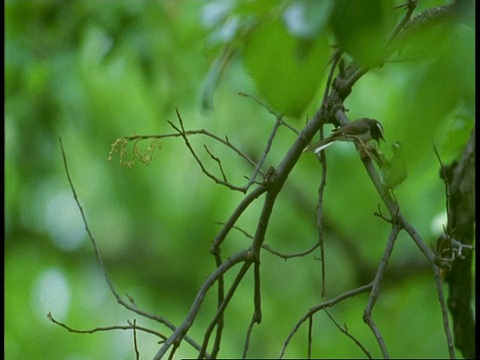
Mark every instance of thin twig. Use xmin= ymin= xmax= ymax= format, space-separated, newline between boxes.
xmin=60 ymin=138 xmax=116 ymax=297
xmin=59 ymin=138 xmax=207 ymax=356
xmin=198 ymin=262 xmax=251 ymax=359
xmin=243 ymin=117 xmax=283 ymax=189
xmin=317 ymin=134 xmax=328 ymax=297
xmin=238 ymin=92 xmax=299 ymax=135
xmin=385 ymin=0 xmax=417 ymax=48
xmin=110 ymin=129 xmax=258 ymax=172
xmin=313 ymin=50 xmax=343 ymax=298
xmin=153 ymin=250 xmax=251 ymax=360
xmin=307 ymin=315 xmax=313 ymax=359
xmin=168 ymin=111 xmax=249 ymax=192
xmin=241 ymin=260 xmax=262 ymax=358
xmin=253 ymin=260 xmax=262 ymax=323
xmin=363 ymin=223 xmax=402 ymax=358
xmin=279 ymin=283 xmax=373 ymax=358
xmin=432 ymin=143 xmax=451 ymax=231
xmin=213 ymin=220 xmax=320 ymax=260
xmin=243 ymin=315 xmax=257 ymax=359
xmin=211 ymin=252 xmax=225 ymax=359
xmin=211 ymin=186 xmax=267 ymax=252
xmin=132 ymin=319 xmax=140 ymax=360
xmin=262 ymin=241 xmax=320 ymax=260
xmin=320 ymin=49 xmax=343 ymax=110
xmin=47 ymin=312 xmax=166 ymax=340
xmin=324 ymin=309 xmax=372 ymax=359
xmin=433 ymin=266 xmax=456 ymax=358
xmin=204 ymin=144 xmax=228 ymax=183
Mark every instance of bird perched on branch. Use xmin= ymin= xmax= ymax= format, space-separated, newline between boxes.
xmin=304 ymin=118 xmax=385 ymax=154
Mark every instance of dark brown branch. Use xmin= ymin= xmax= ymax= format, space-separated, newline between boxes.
xmin=444 ymin=129 xmax=475 ymax=359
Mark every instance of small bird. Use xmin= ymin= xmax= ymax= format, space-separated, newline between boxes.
xmin=379 ymin=141 xmax=407 ymax=190
xmin=305 ymin=118 xmax=385 ymax=154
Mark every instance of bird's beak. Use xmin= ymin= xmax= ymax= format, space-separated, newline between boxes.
xmin=377 ymin=134 xmax=386 ymax=145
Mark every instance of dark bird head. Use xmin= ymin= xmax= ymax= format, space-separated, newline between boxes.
xmin=369 ymin=119 xmax=385 ymax=145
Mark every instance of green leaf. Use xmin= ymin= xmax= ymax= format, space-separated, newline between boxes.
xmin=242 ymin=18 xmax=329 ymax=117
xmin=330 ymin=0 xmax=395 ymax=67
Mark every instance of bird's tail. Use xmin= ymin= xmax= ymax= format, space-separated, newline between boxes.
xmin=304 ymin=140 xmax=335 ymax=154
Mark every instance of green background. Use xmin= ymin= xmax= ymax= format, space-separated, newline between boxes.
xmin=5 ymin=1 xmax=474 ymax=359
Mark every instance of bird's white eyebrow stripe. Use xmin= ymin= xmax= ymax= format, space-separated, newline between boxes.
xmin=375 ymin=122 xmax=384 ymax=133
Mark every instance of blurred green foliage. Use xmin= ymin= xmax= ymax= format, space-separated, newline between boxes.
xmin=5 ymin=0 xmax=474 ymax=359
xmin=330 ymin=0 xmax=396 ymax=67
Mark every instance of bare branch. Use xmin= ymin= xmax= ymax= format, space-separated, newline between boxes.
xmin=132 ymin=319 xmax=140 ymax=360
xmin=214 ymin=220 xmax=320 ymax=260
xmin=237 ymin=92 xmax=299 ymax=135
xmin=198 ymin=262 xmax=251 ymax=358
xmin=261 ymin=241 xmax=320 ymax=260
xmin=433 ymin=143 xmax=452 ymax=228
xmin=47 ymin=312 xmax=166 ymax=341
xmin=279 ymin=283 xmax=373 ymax=358
xmin=433 ymin=266 xmax=456 ymax=358
xmin=243 ymin=116 xmax=283 ymax=190
xmin=385 ymin=0 xmax=417 ymax=48
xmin=211 ymin=186 xmax=267 ymax=252
xmin=325 ymin=309 xmax=372 ymax=359
xmin=168 ymin=110 xmax=250 ymax=192
xmin=59 ymin=138 xmax=207 ymax=355
xmin=153 ymin=249 xmax=252 ymax=359
xmin=243 ymin=315 xmax=257 ymax=359
xmin=204 ymin=144 xmax=228 ymax=183
xmin=363 ymin=223 xmax=402 ymax=358
xmin=307 ymin=315 xmax=313 ymax=359
xmin=316 ymin=137 xmax=328 ymax=297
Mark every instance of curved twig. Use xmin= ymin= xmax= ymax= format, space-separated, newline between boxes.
xmin=279 ymin=283 xmax=373 ymax=358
